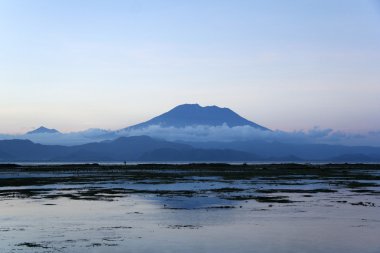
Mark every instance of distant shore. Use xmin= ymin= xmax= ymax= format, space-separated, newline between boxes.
xmin=1 ymin=162 xmax=379 ymax=171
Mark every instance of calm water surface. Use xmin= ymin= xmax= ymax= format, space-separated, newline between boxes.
xmin=0 ymin=165 xmax=379 ymax=253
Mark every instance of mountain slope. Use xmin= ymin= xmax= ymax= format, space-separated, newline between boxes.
xmin=124 ymin=104 xmax=269 ymax=130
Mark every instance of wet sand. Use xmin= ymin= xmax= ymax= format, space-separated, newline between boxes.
xmin=1 ymin=163 xmax=380 ymax=252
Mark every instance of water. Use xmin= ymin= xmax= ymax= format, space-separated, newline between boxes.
xmin=0 ymin=164 xmax=379 ymax=253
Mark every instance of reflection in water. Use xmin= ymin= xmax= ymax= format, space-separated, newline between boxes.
xmin=0 ymin=165 xmax=380 ymax=252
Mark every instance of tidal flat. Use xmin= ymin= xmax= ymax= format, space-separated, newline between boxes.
xmin=0 ymin=163 xmax=380 ymax=253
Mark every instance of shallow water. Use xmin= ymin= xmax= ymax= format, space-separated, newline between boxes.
xmin=0 ymin=165 xmax=379 ymax=253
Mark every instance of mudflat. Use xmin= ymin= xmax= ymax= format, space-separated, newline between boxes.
xmin=1 ymin=163 xmax=380 ymax=253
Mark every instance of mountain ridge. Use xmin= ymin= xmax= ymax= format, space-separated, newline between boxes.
xmin=123 ymin=104 xmax=270 ymax=131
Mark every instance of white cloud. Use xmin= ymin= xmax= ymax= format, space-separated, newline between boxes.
xmin=0 ymin=125 xmax=379 ymax=147
xmin=119 ymin=125 xmax=380 ymax=146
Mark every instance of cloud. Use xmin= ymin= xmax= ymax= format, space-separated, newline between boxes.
xmin=0 ymin=129 xmax=114 ymax=146
xmin=0 ymin=125 xmax=379 ymax=147
xmin=119 ymin=125 xmax=380 ymax=146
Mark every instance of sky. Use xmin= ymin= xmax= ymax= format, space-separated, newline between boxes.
xmin=0 ymin=0 xmax=379 ymax=134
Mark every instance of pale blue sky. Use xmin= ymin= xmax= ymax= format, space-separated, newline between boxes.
xmin=0 ymin=0 xmax=379 ymax=133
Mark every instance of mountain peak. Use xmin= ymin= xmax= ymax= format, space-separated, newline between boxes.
xmin=172 ymin=104 xmax=227 ymax=111
xmin=126 ymin=104 xmax=270 ymax=130
xmin=174 ymin=103 xmax=202 ymax=108
xmin=26 ymin=126 xmax=60 ymax=135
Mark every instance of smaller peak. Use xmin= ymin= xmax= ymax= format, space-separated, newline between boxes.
xmin=27 ymin=126 xmax=60 ymax=134
xmin=204 ymin=105 xmax=226 ymax=109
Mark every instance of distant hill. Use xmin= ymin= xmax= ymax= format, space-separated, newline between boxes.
xmin=62 ymin=136 xmax=192 ymax=161
xmin=0 ymin=139 xmax=68 ymax=161
xmin=0 ymin=136 xmax=264 ymax=162
xmin=1 ymin=136 xmax=379 ymax=162
xmin=184 ymin=140 xmax=380 ymax=162
xmin=123 ymin=104 xmax=269 ymax=130
xmin=140 ymin=148 xmax=263 ymax=162
xmin=27 ymin=126 xmax=60 ymax=134
xmin=328 ymin=153 xmax=380 ymax=162
xmin=0 ymin=150 xmax=12 ymax=161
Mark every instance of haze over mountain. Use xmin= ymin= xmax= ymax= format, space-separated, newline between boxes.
xmin=1 ymin=136 xmax=380 ymax=162
xmin=0 ymin=104 xmax=273 ymax=145
xmin=0 ymin=104 xmax=379 ymax=163
xmin=0 ymin=136 xmax=263 ymax=162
